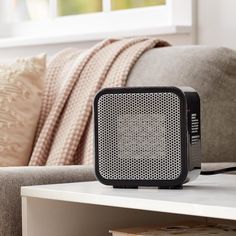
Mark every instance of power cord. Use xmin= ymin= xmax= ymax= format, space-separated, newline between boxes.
xmin=200 ymin=167 xmax=236 ymax=175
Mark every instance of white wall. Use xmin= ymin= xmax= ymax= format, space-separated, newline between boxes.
xmin=197 ymin=0 xmax=236 ymax=50
xmin=0 ymin=33 xmax=193 ymax=61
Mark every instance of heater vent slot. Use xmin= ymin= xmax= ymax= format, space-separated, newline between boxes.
xmin=189 ymin=113 xmax=201 ymax=169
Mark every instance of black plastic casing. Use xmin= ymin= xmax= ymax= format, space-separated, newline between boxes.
xmin=94 ymin=86 xmax=201 ymax=189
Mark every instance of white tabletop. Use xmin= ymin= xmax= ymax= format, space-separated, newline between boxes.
xmin=21 ymin=174 xmax=236 ymax=220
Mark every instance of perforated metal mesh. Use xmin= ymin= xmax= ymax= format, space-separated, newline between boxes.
xmin=97 ymin=92 xmax=182 ymax=181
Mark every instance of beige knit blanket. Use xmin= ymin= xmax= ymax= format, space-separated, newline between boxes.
xmin=29 ymin=38 xmax=169 ymax=166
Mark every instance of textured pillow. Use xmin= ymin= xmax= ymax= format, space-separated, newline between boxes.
xmin=0 ymin=54 xmax=45 ymax=166
xmin=127 ymin=46 xmax=236 ymax=162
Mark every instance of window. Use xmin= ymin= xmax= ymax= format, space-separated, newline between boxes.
xmin=1 ymin=0 xmax=166 ymax=23
xmin=58 ymin=0 xmax=103 ymax=16
xmin=0 ymin=0 xmax=193 ymax=47
xmin=111 ymin=0 xmax=166 ymax=11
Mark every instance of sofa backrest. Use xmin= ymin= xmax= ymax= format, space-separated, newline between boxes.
xmin=127 ymin=46 xmax=236 ymax=163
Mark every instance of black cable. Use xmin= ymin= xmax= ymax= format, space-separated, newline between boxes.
xmin=200 ymin=167 xmax=236 ymax=175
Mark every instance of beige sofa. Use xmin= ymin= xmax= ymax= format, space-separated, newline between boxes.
xmin=0 ymin=45 xmax=235 ymax=236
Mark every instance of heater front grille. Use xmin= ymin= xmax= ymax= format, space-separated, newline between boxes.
xmin=96 ymin=91 xmax=183 ymax=181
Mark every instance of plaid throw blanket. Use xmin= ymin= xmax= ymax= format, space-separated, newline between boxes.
xmin=29 ymin=38 xmax=169 ymax=165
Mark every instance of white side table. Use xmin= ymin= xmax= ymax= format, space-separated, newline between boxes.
xmin=21 ymin=174 xmax=236 ymax=236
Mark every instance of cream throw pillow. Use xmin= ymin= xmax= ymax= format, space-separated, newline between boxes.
xmin=0 ymin=54 xmax=46 ymax=166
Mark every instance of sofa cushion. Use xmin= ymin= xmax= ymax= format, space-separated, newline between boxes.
xmin=0 ymin=165 xmax=95 ymax=236
xmin=0 ymin=54 xmax=46 ymax=166
xmin=127 ymin=46 xmax=236 ymax=162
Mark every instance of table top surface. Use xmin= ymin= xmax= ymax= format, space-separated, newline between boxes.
xmin=21 ymin=174 xmax=236 ymax=220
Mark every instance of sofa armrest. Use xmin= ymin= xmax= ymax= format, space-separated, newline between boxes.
xmin=202 ymin=162 xmax=236 ymax=174
xmin=0 ymin=165 xmax=96 ymax=236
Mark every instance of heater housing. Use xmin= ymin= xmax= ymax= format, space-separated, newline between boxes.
xmin=94 ymin=86 xmax=201 ymax=189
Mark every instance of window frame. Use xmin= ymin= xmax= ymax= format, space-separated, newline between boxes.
xmin=0 ymin=0 xmax=195 ymax=48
